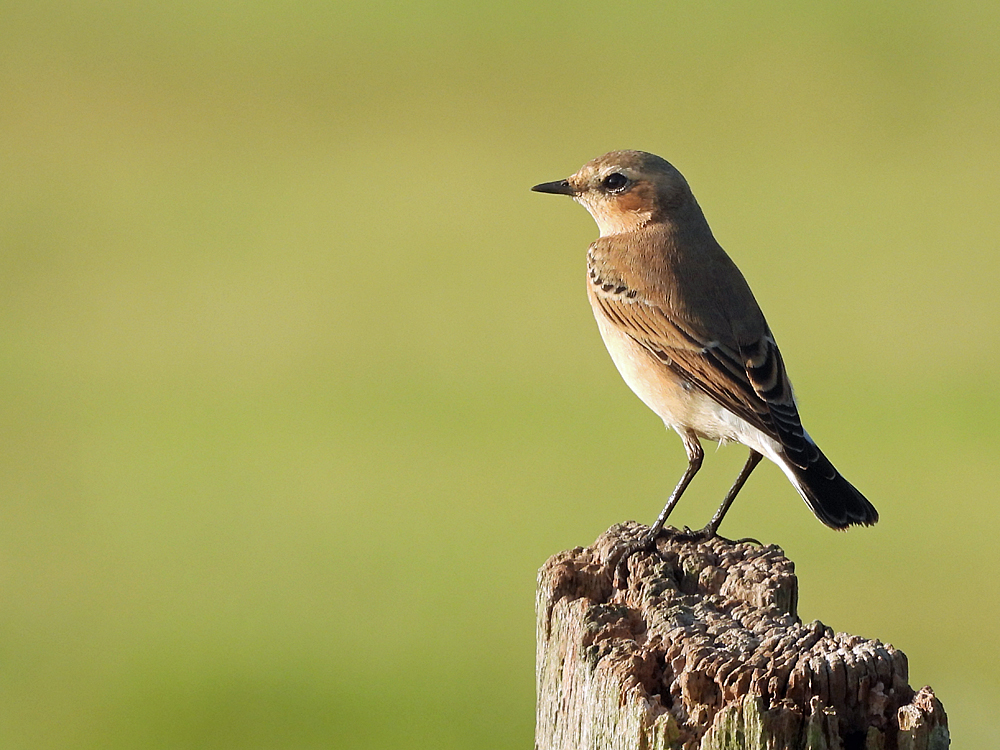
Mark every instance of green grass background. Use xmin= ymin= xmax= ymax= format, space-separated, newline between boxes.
xmin=2 ymin=1 xmax=998 ymax=747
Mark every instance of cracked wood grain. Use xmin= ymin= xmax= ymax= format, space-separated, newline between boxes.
xmin=536 ymin=522 xmax=949 ymax=750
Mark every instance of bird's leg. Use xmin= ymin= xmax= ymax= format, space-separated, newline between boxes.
xmin=609 ymin=434 xmax=703 ymax=586
xmin=646 ymin=433 xmax=704 ymax=542
xmin=679 ymin=449 xmax=763 ymax=543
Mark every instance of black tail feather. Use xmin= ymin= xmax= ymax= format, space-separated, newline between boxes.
xmin=786 ymin=447 xmax=878 ymax=529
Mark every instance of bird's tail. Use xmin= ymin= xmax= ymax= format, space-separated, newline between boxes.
xmin=780 ymin=444 xmax=878 ymax=530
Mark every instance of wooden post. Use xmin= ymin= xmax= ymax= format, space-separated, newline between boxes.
xmin=536 ymin=522 xmax=949 ymax=750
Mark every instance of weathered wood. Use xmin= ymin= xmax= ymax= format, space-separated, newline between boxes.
xmin=536 ymin=522 xmax=949 ymax=750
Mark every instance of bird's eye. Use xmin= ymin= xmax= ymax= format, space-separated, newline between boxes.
xmin=602 ymin=173 xmax=629 ymax=192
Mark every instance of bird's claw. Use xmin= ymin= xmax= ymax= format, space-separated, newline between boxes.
xmin=608 ymin=532 xmax=661 ymax=588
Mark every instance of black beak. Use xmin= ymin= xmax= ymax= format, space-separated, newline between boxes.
xmin=531 ymin=179 xmax=575 ymax=196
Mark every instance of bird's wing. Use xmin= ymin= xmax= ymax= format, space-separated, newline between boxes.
xmin=591 ymin=289 xmax=817 ymax=470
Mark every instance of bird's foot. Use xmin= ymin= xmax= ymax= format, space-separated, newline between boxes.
xmin=607 ymin=530 xmax=663 ymax=588
xmin=673 ymin=525 xmax=762 ymax=546
xmin=608 ymin=525 xmax=765 ymax=587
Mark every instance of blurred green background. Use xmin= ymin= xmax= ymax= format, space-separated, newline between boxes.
xmin=2 ymin=1 xmax=998 ymax=747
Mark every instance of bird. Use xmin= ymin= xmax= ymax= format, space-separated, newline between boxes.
xmin=531 ymin=150 xmax=877 ymax=564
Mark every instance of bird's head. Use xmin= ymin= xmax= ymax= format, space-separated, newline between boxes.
xmin=532 ymin=150 xmax=693 ymax=237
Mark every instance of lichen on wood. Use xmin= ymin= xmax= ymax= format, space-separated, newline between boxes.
xmin=536 ymin=522 xmax=949 ymax=750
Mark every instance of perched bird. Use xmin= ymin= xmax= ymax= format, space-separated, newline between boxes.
xmin=532 ymin=150 xmax=877 ymax=556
